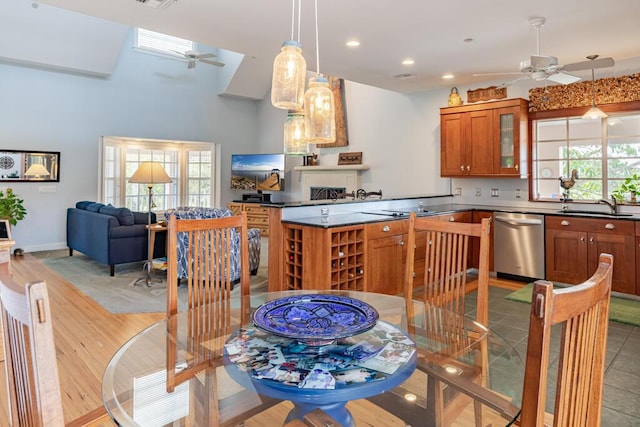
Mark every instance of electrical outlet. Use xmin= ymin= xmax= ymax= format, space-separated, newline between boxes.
xmin=491 ymin=188 xmax=499 ymax=197
xmin=475 ymin=188 xmax=481 ymax=197
xmin=516 ymin=188 xmax=521 ymax=199
xmin=455 ymin=187 xmax=462 ymax=196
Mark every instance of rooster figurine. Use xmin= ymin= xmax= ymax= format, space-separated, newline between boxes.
xmin=559 ymin=169 xmax=579 ymax=191
xmin=559 ymin=169 xmax=579 ymax=209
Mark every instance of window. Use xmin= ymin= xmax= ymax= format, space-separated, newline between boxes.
xmin=532 ymin=112 xmax=640 ymax=201
xmin=135 ymin=28 xmax=194 ymax=56
xmin=101 ymin=137 xmax=218 ymax=213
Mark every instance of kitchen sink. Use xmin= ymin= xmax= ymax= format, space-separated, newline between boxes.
xmin=557 ymin=210 xmax=633 ymax=217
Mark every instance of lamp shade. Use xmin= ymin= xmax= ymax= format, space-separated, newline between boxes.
xmin=271 ymin=40 xmax=307 ymax=110
xmin=304 ymin=76 xmax=335 ymax=143
xmin=284 ymin=110 xmax=308 ymax=155
xmin=582 ymin=105 xmax=608 ymax=120
xmin=24 ymin=164 xmax=50 ymax=178
xmin=129 ymin=162 xmax=172 ymax=185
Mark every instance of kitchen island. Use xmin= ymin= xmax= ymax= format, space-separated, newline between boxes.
xmin=265 ymin=195 xmax=640 ymax=296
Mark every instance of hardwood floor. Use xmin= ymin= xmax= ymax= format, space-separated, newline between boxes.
xmin=1 ymin=253 xmax=163 ymax=425
xmin=0 ymin=253 xmax=524 ymax=426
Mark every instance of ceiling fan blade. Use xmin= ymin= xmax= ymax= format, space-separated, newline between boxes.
xmin=200 ymin=59 xmax=225 ymax=67
xmin=562 ymin=57 xmax=615 ymax=72
xmin=187 ymin=60 xmax=196 ymax=69
xmin=501 ymin=75 xmax=530 ymax=86
xmin=197 ymin=53 xmax=216 ymax=59
xmin=170 ymin=49 xmax=186 ymax=58
xmin=473 ymin=72 xmax=522 ymax=77
xmin=547 ymin=72 xmax=581 ymax=85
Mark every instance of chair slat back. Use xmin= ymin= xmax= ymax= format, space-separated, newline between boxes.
xmin=520 ymin=253 xmax=613 ymax=427
xmin=405 ymin=213 xmax=491 ymax=325
xmin=166 ymin=212 xmax=251 ymax=390
xmin=0 ymin=276 xmax=65 ymax=427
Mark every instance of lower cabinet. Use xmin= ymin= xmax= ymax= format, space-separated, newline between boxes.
xmin=545 ymin=216 xmax=636 ymax=295
xmin=365 ymin=220 xmax=407 ymax=295
xmin=228 ymin=202 xmax=269 ymax=236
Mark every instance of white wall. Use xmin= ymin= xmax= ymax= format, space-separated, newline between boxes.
xmin=0 ymin=29 xmax=259 ymax=252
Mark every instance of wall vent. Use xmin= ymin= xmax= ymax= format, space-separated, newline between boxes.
xmin=136 ymin=0 xmax=177 ymax=9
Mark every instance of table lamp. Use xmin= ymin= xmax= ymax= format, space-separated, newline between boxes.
xmin=129 ymin=162 xmax=172 ymax=286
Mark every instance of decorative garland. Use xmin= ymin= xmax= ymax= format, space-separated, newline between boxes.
xmin=528 ymin=73 xmax=640 ymax=112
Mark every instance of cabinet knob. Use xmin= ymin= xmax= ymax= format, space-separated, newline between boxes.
xmin=515 ymin=164 xmax=519 ymax=171
xmin=605 ymin=223 xmax=615 ymax=230
xmin=382 ymin=225 xmax=390 ymax=232
xmin=580 ymin=236 xmax=585 ymax=243
xmin=560 ymin=220 xmax=570 ymax=226
xmin=590 ymin=237 xmax=595 ymax=244
xmin=399 ymin=241 xmax=404 ymax=246
xmin=460 ymin=165 xmax=464 ymax=171
xmin=466 ymin=165 xmax=470 ymax=171
xmin=449 ymin=217 xmax=455 ymax=222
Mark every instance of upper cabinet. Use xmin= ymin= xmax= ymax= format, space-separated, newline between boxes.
xmin=440 ymin=98 xmax=529 ymax=178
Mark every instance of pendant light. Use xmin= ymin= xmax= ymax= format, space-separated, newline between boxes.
xmin=582 ymin=55 xmax=607 ymax=120
xmin=304 ymin=0 xmax=336 ymax=143
xmin=283 ymin=109 xmax=308 ymax=155
xmin=271 ymin=0 xmax=306 ymax=110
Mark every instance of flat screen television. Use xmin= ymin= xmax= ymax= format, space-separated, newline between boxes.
xmin=231 ymin=153 xmax=285 ymax=191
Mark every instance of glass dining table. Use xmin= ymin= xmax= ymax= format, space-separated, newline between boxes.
xmin=102 ymin=290 xmax=524 ymax=427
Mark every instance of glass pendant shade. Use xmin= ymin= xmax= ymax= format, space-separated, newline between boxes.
xmin=582 ymin=104 xmax=608 ymax=120
xmin=271 ymin=40 xmax=307 ymax=110
xmin=304 ymin=76 xmax=335 ymax=143
xmin=284 ymin=111 xmax=308 ymax=155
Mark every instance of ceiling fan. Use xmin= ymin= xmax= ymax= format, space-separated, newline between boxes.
xmin=473 ymin=17 xmax=614 ymax=86
xmin=172 ymin=50 xmax=225 ymax=69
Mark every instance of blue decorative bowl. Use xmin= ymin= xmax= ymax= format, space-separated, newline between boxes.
xmin=253 ymin=294 xmax=379 ymax=345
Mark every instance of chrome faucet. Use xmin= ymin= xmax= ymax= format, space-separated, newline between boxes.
xmin=598 ymin=196 xmax=618 ymax=214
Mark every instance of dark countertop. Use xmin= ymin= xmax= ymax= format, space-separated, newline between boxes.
xmin=280 ymin=202 xmax=640 ymax=228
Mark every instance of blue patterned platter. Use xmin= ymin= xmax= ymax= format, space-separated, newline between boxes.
xmin=253 ymin=294 xmax=379 ymax=345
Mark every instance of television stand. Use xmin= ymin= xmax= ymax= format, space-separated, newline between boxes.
xmin=243 ymin=192 xmax=271 ymax=203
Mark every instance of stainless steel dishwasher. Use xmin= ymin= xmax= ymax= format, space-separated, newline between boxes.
xmin=494 ymin=213 xmax=545 ymax=281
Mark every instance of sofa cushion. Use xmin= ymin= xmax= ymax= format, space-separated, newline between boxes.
xmin=99 ymin=205 xmax=135 ymax=226
xmin=86 ymin=202 xmax=105 ymax=212
xmin=76 ymin=201 xmax=93 ymax=210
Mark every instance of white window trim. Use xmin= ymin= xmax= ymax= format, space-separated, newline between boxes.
xmin=99 ymin=136 xmax=220 ymax=210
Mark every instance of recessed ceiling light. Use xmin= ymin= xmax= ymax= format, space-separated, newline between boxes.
xmin=346 ymin=40 xmax=360 ymax=47
xmin=402 ymin=58 xmax=415 ymax=66
xmin=442 ymin=73 xmax=454 ymax=79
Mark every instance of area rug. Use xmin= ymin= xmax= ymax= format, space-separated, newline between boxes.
xmin=505 ymin=283 xmax=640 ymax=326
xmin=34 ymin=250 xmax=269 ymax=315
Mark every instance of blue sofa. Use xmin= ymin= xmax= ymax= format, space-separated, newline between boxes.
xmin=67 ymin=201 xmax=166 ymax=276
xmin=164 ymin=207 xmax=261 ymax=282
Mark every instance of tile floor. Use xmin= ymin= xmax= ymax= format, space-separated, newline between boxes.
xmin=474 ymin=286 xmax=640 ymax=426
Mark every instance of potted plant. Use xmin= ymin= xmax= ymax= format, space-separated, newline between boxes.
xmin=0 ymin=188 xmax=27 ymax=226
xmin=612 ymin=173 xmax=640 ymax=203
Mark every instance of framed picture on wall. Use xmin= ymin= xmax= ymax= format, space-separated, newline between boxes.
xmin=0 ymin=220 xmax=11 ymax=240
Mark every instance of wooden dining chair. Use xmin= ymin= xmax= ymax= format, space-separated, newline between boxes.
xmin=519 ymin=253 xmax=613 ymax=427
xmin=0 ymin=275 xmax=111 ymax=427
xmin=402 ymin=212 xmax=492 ymax=427
xmin=165 ymin=212 xmax=276 ymax=425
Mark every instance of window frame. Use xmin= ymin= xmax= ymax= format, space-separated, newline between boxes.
xmin=529 ymin=101 xmax=640 ymax=203
xmin=99 ymin=137 xmax=219 ymax=213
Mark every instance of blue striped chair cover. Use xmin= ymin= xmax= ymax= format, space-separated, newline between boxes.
xmin=164 ymin=207 xmax=261 ymax=282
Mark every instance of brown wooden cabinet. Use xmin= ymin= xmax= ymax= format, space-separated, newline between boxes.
xmin=545 ymin=216 xmax=636 ymax=295
xmin=228 ymin=202 xmax=269 ymax=236
xmin=365 ymin=220 xmax=408 ymax=295
xmin=440 ymin=98 xmax=528 ymax=177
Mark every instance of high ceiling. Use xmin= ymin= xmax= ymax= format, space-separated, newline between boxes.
xmin=17 ymin=0 xmax=640 ymax=95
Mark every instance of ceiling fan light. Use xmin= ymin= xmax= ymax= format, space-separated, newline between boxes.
xmin=271 ymin=40 xmax=307 ymax=110
xmin=583 ymin=105 xmax=608 ymax=120
xmin=304 ymin=76 xmax=335 ymax=144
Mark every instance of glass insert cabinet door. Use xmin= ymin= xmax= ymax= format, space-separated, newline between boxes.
xmin=499 ymin=110 xmax=516 ymax=169
xmin=0 ymin=150 xmax=60 ymax=182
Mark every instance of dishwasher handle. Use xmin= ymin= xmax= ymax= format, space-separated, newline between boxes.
xmin=494 ymin=216 xmax=543 ymax=226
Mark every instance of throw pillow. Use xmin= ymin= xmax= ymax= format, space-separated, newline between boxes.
xmin=115 ymin=207 xmax=135 ymax=226
xmin=75 ymin=201 xmax=93 ymax=210
xmin=86 ymin=202 xmax=105 ymax=212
